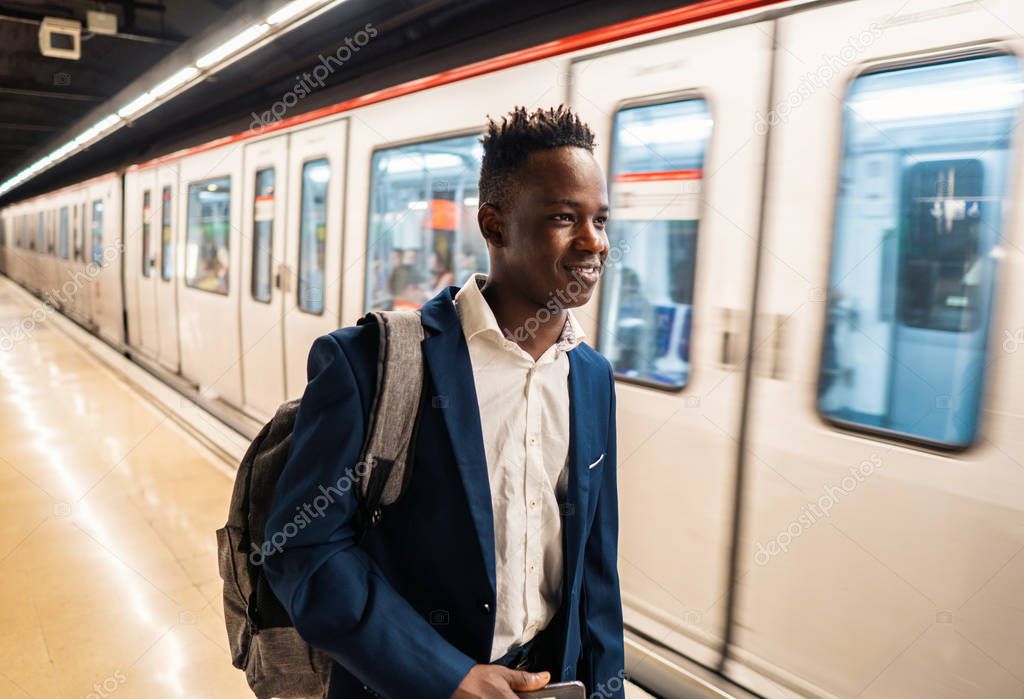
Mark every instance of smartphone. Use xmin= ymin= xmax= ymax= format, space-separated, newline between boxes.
xmin=515 ymin=680 xmax=586 ymax=699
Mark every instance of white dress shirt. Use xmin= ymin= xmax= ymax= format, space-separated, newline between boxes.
xmin=453 ymin=273 xmax=586 ymax=662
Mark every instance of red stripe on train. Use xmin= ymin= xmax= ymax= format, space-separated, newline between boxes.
xmin=129 ymin=0 xmax=790 ymax=172
xmin=614 ymin=169 xmax=703 ymax=182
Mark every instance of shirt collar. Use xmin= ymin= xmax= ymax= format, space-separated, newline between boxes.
xmin=453 ymin=273 xmax=586 ymax=353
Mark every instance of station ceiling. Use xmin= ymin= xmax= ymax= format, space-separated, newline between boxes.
xmin=0 ymin=0 xmax=695 ymax=204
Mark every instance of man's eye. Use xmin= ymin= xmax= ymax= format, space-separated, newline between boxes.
xmin=553 ymin=213 xmax=575 ymax=222
xmin=595 ymin=216 xmax=608 ymax=226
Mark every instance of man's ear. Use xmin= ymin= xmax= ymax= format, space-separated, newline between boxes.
xmin=478 ymin=203 xmax=506 ymax=248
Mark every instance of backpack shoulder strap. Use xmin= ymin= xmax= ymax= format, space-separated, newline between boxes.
xmin=357 ymin=309 xmax=426 ymax=516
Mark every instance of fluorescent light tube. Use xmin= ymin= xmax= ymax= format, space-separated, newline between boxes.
xmin=196 ymin=23 xmax=269 ymax=69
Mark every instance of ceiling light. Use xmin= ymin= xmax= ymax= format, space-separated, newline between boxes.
xmin=72 ymin=114 xmax=120 ymax=146
xmin=266 ymin=0 xmax=331 ymax=26
xmin=117 ymin=92 xmax=156 ymax=119
xmin=196 ymin=23 xmax=269 ymax=69
xmin=150 ymin=66 xmax=200 ymax=98
xmin=49 ymin=142 xmax=77 ymax=162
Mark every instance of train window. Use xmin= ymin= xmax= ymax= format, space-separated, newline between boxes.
xmin=818 ymin=54 xmax=1023 ymax=447
xmin=185 ymin=177 xmax=231 ymax=294
xmin=599 ymin=99 xmax=712 ymax=389
xmin=72 ymin=205 xmax=79 ymax=260
xmin=161 ymin=186 xmax=173 ymax=281
xmin=83 ymin=204 xmax=89 ymax=261
xmin=91 ymin=200 xmax=103 ymax=265
xmin=298 ymin=159 xmax=328 ymax=314
xmin=37 ymin=212 xmax=44 ymax=253
xmin=59 ymin=207 xmax=69 ymax=260
xmin=364 ymin=134 xmax=486 ymax=312
xmin=142 ymin=191 xmax=152 ymax=277
xmin=251 ymin=168 xmax=275 ymax=303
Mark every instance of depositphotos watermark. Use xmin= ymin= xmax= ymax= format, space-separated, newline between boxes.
xmin=249 ymin=23 xmax=378 ymax=132
xmin=589 ymin=669 xmax=628 ymax=699
xmin=84 ymin=669 xmax=126 ymax=699
xmin=754 ymin=454 xmax=882 ymax=565
xmin=753 ymin=23 xmax=883 ymax=135
xmin=502 ymin=239 xmax=631 ymax=344
xmin=250 ymin=459 xmax=371 ymax=565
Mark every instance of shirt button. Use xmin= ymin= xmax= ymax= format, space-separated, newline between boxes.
xmin=529 ymin=499 xmax=537 ymax=509
xmin=529 ymin=436 xmax=537 ymax=446
xmin=528 ymin=562 xmax=536 ymax=573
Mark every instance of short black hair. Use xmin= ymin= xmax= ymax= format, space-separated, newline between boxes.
xmin=479 ymin=105 xmax=596 ymax=209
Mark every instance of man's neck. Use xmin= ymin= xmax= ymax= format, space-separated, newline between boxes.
xmin=479 ymin=277 xmax=567 ymax=362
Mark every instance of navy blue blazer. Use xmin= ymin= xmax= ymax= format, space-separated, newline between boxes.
xmin=263 ymin=285 xmax=624 ymax=699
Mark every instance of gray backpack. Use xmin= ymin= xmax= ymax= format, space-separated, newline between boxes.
xmin=216 ymin=310 xmax=427 ymax=699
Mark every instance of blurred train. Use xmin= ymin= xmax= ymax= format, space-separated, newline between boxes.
xmin=3 ymin=0 xmax=1024 ymax=696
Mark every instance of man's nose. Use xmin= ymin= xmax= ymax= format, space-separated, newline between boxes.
xmin=573 ymin=219 xmax=608 ymax=254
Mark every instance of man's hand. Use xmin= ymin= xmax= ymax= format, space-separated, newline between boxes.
xmin=452 ymin=664 xmax=550 ymax=699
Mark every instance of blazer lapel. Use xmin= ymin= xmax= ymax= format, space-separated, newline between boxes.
xmin=563 ymin=349 xmax=595 ymax=591
xmin=419 ymin=288 xmax=497 ymax=594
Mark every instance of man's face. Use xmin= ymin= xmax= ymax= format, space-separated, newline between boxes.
xmin=491 ymin=146 xmax=610 ymax=309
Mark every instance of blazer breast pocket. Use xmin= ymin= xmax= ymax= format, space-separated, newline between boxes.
xmin=587 ymin=453 xmax=605 ymax=470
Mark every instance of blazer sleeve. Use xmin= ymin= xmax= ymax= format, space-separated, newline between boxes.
xmin=262 ymin=332 xmax=477 ymax=699
xmin=578 ymin=365 xmax=626 ymax=697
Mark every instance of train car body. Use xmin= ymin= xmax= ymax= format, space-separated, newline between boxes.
xmin=2 ymin=0 xmax=1023 ymax=696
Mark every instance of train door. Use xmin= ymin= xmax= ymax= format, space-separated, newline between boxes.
xmin=239 ymin=135 xmax=289 ymax=420
xmin=735 ymin=1 xmax=1024 ymax=698
xmin=571 ymin=23 xmax=773 ymax=669
xmin=177 ymin=146 xmax=244 ymax=406
xmin=136 ymin=169 xmax=161 ymax=359
xmin=155 ymin=166 xmax=180 ymax=372
xmin=282 ymin=120 xmax=347 ymax=399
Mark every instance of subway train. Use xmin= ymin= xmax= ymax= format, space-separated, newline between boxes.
xmin=2 ymin=0 xmax=1024 ymax=696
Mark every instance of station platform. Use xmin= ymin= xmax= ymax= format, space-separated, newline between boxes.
xmin=0 ymin=276 xmax=662 ymax=699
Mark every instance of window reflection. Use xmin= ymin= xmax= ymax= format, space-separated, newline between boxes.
xmin=185 ymin=177 xmax=231 ymax=294
xmin=59 ymin=206 xmax=68 ymax=260
xmin=365 ymin=135 xmax=487 ymax=311
xmin=298 ymin=160 xmax=328 ymax=314
xmin=819 ymin=54 xmax=1023 ymax=446
xmin=90 ymin=201 xmax=103 ymax=265
xmin=252 ymin=168 xmax=276 ymax=303
xmin=142 ymin=191 xmax=152 ymax=276
xmin=161 ymin=187 xmax=173 ymax=281
xmin=599 ymin=99 xmax=711 ymax=388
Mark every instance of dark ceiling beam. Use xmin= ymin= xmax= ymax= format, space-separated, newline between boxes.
xmin=0 ymin=122 xmax=59 ymax=132
xmin=0 ymin=85 xmax=104 ymax=102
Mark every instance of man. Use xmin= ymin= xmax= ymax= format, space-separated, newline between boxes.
xmin=264 ymin=105 xmax=624 ymax=699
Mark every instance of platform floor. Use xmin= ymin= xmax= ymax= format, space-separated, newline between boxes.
xmin=0 ymin=285 xmax=251 ymax=697
xmin=0 ymin=277 xmax=657 ymax=699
